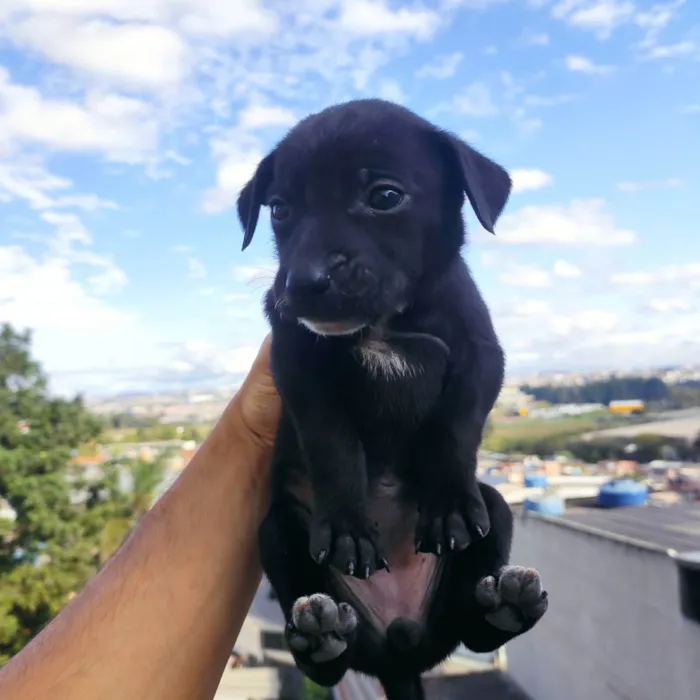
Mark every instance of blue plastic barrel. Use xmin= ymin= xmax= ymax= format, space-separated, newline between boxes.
xmin=523 ymin=494 xmax=565 ymax=517
xmin=524 ymin=473 xmax=549 ymax=489
xmin=596 ymin=479 xmax=648 ymax=508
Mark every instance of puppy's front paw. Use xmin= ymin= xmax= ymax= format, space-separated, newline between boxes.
xmin=287 ymin=594 xmax=358 ymax=664
xmin=475 ymin=566 xmax=548 ymax=633
xmin=309 ymin=512 xmax=388 ymax=578
xmin=415 ymin=490 xmax=490 ymax=556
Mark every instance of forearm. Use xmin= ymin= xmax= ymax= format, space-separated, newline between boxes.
xmin=0 ymin=400 xmax=271 ymax=700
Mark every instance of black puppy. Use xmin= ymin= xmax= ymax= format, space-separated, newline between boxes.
xmin=238 ymin=99 xmax=548 ymax=700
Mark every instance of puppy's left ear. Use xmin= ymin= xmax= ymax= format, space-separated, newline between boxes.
xmin=439 ymin=132 xmax=512 ymax=234
xmin=238 ymin=153 xmax=275 ymax=251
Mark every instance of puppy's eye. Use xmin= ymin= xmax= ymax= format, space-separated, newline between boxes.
xmin=270 ymin=200 xmax=291 ymax=222
xmin=367 ymin=186 xmax=404 ymax=212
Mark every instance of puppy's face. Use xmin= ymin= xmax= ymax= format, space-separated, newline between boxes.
xmin=238 ymin=99 xmax=512 ymax=336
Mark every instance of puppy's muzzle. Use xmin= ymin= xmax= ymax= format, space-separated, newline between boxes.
xmin=285 ymin=263 xmax=333 ymax=299
xmin=280 ymin=254 xmax=390 ymax=335
xmin=285 ymin=254 xmax=375 ymax=303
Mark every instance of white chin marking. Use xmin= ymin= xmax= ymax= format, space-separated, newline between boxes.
xmin=299 ymin=318 xmax=366 ymax=337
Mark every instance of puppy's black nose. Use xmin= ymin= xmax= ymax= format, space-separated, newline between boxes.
xmin=285 ymin=265 xmax=331 ymax=297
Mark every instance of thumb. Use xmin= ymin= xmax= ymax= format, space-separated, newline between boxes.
xmin=233 ymin=335 xmax=281 ymax=449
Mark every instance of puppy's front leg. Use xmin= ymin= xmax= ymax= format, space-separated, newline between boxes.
xmin=411 ymin=341 xmax=504 ymax=554
xmin=272 ymin=337 xmax=386 ymax=579
xmin=297 ymin=401 xmax=386 ymax=578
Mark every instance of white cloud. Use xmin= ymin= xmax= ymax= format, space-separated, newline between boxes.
xmin=187 ymin=257 xmax=207 ymax=280
xmin=510 ymin=299 xmax=552 ymax=317
xmin=5 ymin=16 xmax=190 ymax=90
xmin=635 ymin=0 xmax=692 ymax=58
xmin=416 ymin=52 xmax=463 ymax=79
xmin=549 ymin=308 xmax=618 ymax=336
xmin=377 ymin=79 xmax=406 ymax=103
xmin=520 ymin=30 xmax=550 ymax=46
xmin=499 ymin=264 xmax=552 ymax=288
xmin=88 ymin=264 xmax=129 ymax=296
xmin=167 ymin=339 xmax=260 ymax=376
xmin=0 ymin=160 xmax=117 ymax=211
xmin=0 ymin=246 xmax=133 ymax=331
xmin=496 ymin=198 xmax=637 ymax=246
xmin=645 ymin=40 xmax=696 ymax=59
xmin=510 ymin=168 xmax=553 ymax=193
xmin=616 ymin=177 xmax=682 ymax=192
xmin=523 ymin=93 xmax=579 ymax=107
xmin=239 ymin=103 xmax=297 ymax=130
xmin=453 ymin=81 xmax=498 ymax=117
xmin=648 ymin=297 xmax=693 ymax=313
xmin=553 ymin=260 xmax=583 ymax=278
xmin=178 ymin=0 xmax=279 ymax=38
xmin=0 ymin=68 xmax=158 ymax=162
xmin=338 ymin=0 xmax=441 ymax=39
xmin=553 ymin=0 xmax=636 ymax=39
xmin=565 ymin=54 xmax=616 ymax=74
xmin=203 ymin=143 xmax=263 ymax=215
xmin=611 ymin=262 xmax=700 ymax=288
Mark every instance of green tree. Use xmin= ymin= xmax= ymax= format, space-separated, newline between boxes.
xmin=0 ymin=324 xmax=133 ymax=666
xmin=302 ymin=678 xmax=332 ymax=700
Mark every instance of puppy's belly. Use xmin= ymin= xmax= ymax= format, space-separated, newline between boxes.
xmin=335 ymin=477 xmax=441 ymax=631
xmin=288 ymin=476 xmax=441 ymax=632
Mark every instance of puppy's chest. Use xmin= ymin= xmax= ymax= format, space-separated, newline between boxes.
xmin=355 ymin=336 xmax=416 ymax=381
xmin=344 ymin=331 xmax=449 ymax=426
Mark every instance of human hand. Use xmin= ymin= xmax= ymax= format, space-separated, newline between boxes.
xmin=228 ymin=334 xmax=281 ymax=451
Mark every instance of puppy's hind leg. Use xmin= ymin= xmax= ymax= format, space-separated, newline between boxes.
xmin=449 ymin=483 xmax=549 ymax=653
xmin=259 ymin=501 xmax=358 ymax=687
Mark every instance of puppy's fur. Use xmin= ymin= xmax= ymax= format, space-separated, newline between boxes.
xmin=238 ymin=99 xmax=548 ymax=700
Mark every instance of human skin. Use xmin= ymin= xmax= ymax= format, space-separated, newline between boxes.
xmin=0 ymin=335 xmax=281 ymax=700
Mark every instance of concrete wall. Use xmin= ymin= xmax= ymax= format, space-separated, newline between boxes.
xmin=505 ymin=513 xmax=700 ymax=700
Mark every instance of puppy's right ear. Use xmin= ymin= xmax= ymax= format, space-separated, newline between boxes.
xmin=437 ymin=131 xmax=512 ymax=235
xmin=237 ymin=153 xmax=275 ymax=251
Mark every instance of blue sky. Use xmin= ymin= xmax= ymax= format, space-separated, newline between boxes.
xmin=0 ymin=0 xmax=698 ymax=397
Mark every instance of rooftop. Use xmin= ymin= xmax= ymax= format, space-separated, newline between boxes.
xmin=557 ymin=500 xmax=700 ymax=552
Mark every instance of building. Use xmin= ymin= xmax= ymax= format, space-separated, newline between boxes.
xmin=506 ymin=499 xmax=700 ymax=700
xmin=608 ymin=399 xmax=645 ymax=414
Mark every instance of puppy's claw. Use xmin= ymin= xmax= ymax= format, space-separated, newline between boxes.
xmin=380 ymin=557 xmax=391 ymax=573
xmin=309 ymin=516 xmax=383 ymax=579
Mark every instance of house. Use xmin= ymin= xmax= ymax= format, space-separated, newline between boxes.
xmin=505 ymin=499 xmax=700 ymax=700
